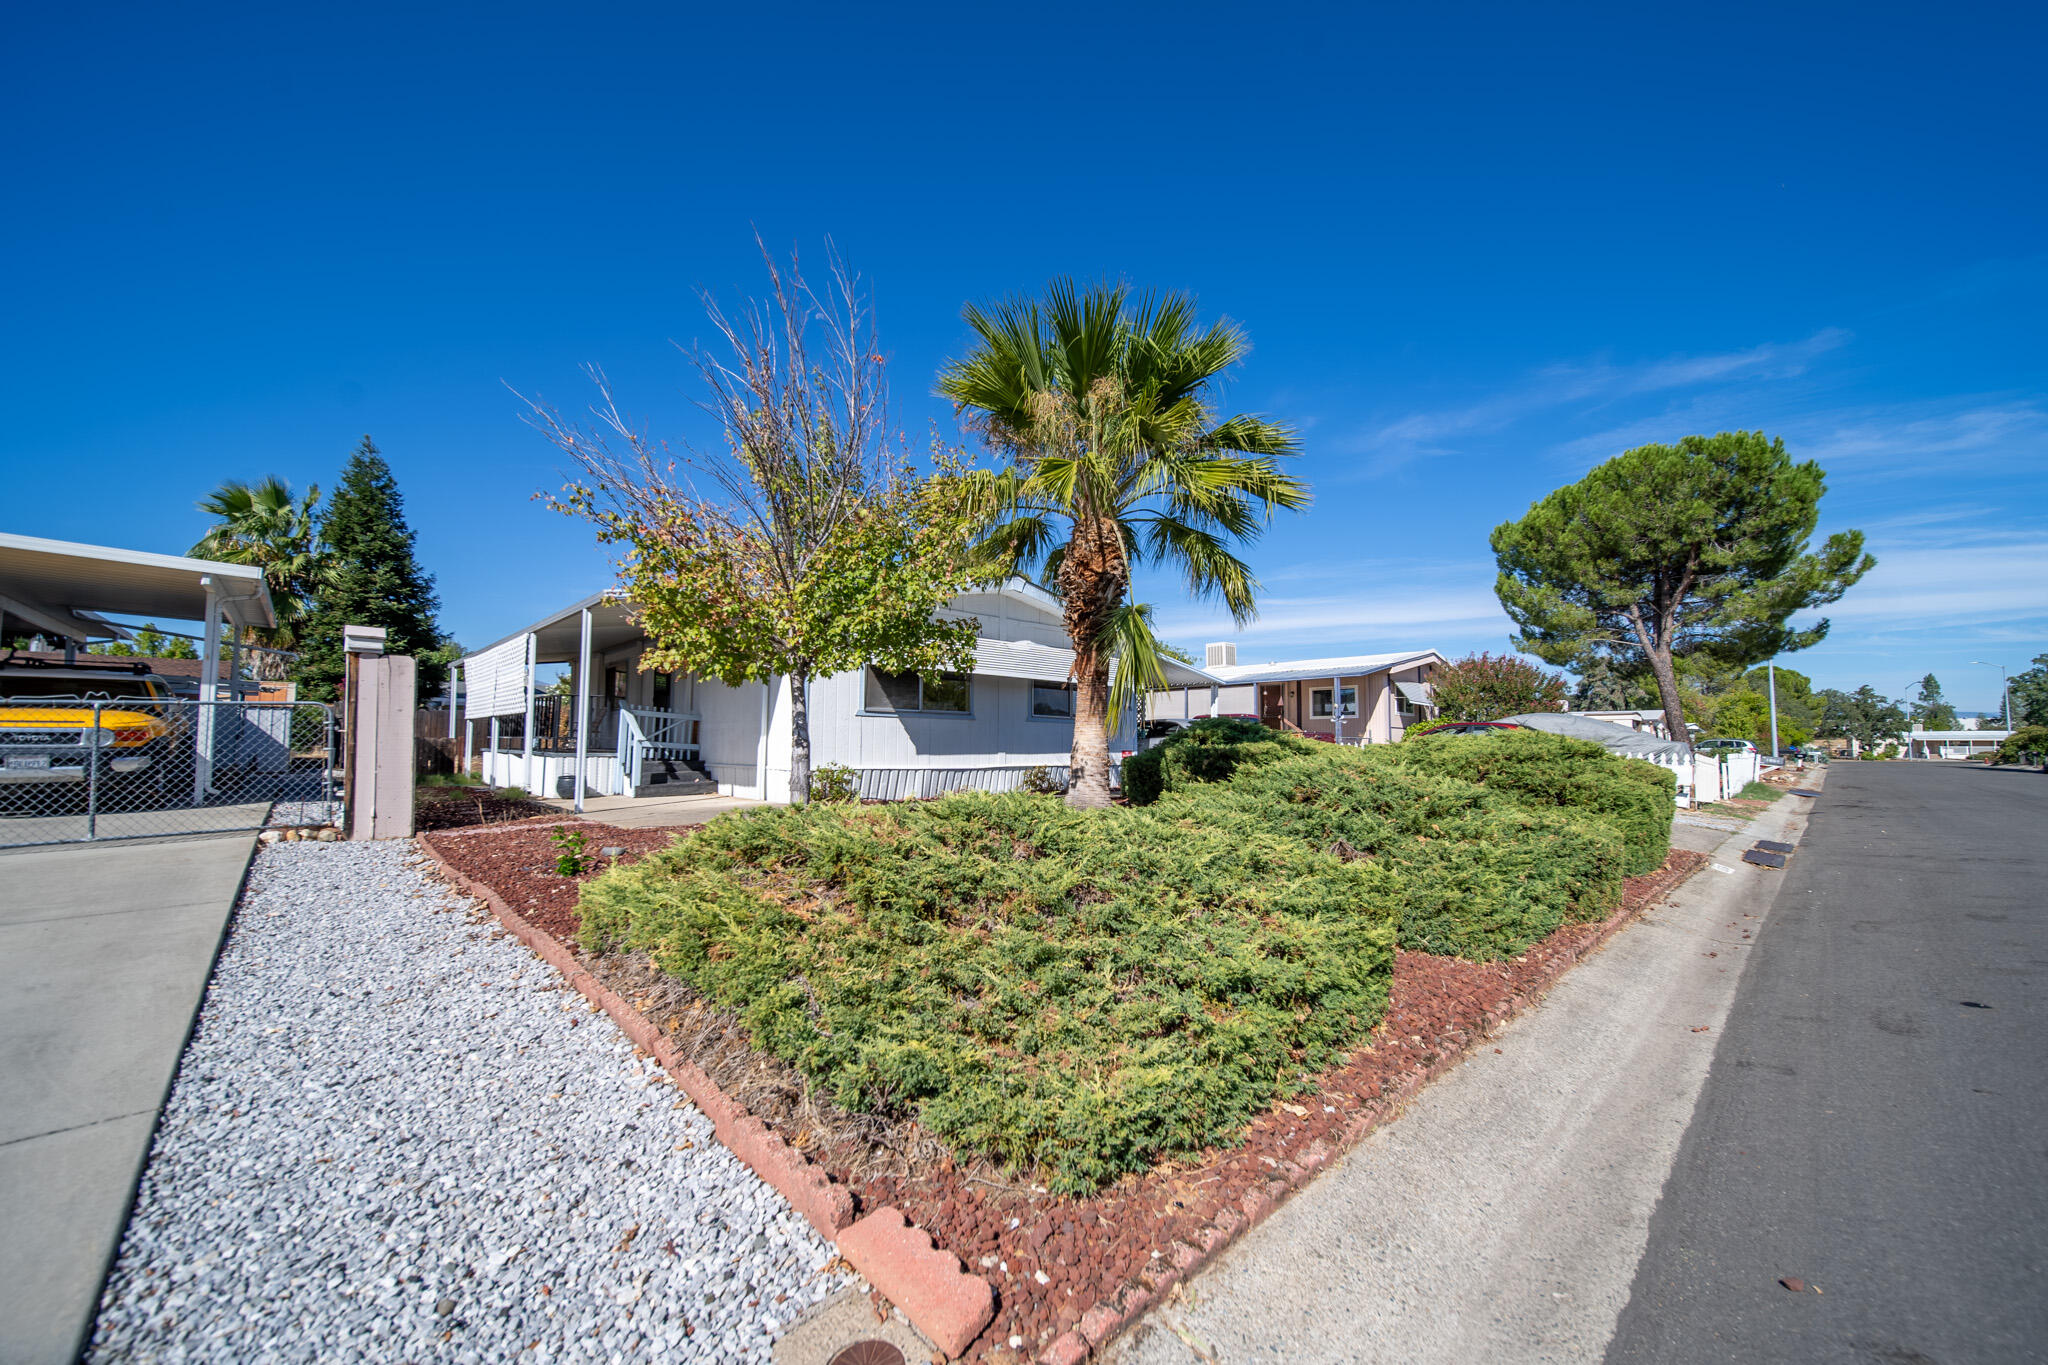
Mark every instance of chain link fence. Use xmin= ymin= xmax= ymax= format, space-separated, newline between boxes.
xmin=0 ymin=698 xmax=339 ymax=848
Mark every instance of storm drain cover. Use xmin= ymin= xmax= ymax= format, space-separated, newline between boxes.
xmin=828 ymin=1343 xmax=906 ymax=1365
xmin=1788 ymin=788 xmax=1823 ymax=797
xmin=1753 ymin=840 xmax=1795 ymax=855
xmin=1742 ymin=849 xmax=1788 ymax=869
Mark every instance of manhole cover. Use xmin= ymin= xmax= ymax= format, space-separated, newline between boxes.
xmin=1741 ymin=849 xmax=1787 ymax=869
xmin=1753 ymin=839 xmax=1794 ymax=855
xmin=1788 ymin=788 xmax=1822 ymax=797
xmin=828 ymin=1342 xmax=906 ymax=1365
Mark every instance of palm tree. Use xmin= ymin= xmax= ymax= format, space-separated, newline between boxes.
xmin=190 ymin=477 xmax=324 ymax=680
xmin=940 ymin=281 xmax=1308 ymax=808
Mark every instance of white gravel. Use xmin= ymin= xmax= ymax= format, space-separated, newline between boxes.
xmin=88 ymin=839 xmax=850 ymax=1363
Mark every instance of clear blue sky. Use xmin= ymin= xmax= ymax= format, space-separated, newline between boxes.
xmin=5 ymin=3 xmax=2041 ymax=710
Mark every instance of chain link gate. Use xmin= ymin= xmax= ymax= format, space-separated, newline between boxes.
xmin=0 ymin=697 xmax=340 ymax=848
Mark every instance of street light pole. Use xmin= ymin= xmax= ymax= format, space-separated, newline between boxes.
xmin=1767 ymin=659 xmax=1780 ymax=757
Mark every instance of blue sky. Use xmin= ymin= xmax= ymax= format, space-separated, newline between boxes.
xmin=4 ymin=3 xmax=2041 ymax=710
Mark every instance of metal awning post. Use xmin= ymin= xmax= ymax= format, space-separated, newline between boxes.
xmin=194 ymin=578 xmax=221 ymax=802
xmin=573 ymin=608 xmax=592 ymax=814
xmin=522 ymin=633 xmax=537 ymax=795
xmin=1332 ymin=675 xmax=1343 ymax=743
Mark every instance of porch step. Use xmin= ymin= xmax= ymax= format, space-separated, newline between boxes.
xmin=634 ymin=775 xmax=719 ymax=798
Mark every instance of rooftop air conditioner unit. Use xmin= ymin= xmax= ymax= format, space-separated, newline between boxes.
xmin=1205 ymin=641 xmax=1237 ymax=668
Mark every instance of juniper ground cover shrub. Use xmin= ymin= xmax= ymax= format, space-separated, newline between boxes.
xmin=1390 ymin=730 xmax=1675 ymax=875
xmin=577 ymin=792 xmax=1398 ymax=1193
xmin=1130 ymin=724 xmax=1670 ymax=956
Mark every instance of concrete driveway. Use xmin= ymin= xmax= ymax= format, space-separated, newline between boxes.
xmin=0 ymin=833 xmax=256 ymax=1364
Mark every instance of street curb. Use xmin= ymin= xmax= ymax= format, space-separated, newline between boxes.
xmin=411 ymin=834 xmax=995 ymax=1357
xmin=1040 ymin=849 xmax=1708 ymax=1365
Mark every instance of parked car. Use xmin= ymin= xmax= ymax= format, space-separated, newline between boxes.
xmin=1695 ymin=737 xmax=1758 ymax=755
xmin=1120 ymin=718 xmax=1192 ymax=758
xmin=0 ymin=658 xmax=181 ymax=809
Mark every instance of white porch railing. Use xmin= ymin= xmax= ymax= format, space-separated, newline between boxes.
xmin=616 ymin=707 xmax=702 ymax=790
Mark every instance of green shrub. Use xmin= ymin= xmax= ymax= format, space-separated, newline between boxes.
xmin=1149 ymin=747 xmax=1631 ymax=958
xmin=1992 ymin=725 xmax=2048 ymax=765
xmin=550 ymin=827 xmax=594 ymax=876
xmin=1391 ymin=730 xmax=1675 ymax=875
xmin=1019 ymin=764 xmax=1066 ymax=796
xmin=808 ymin=763 xmax=860 ymax=804
xmin=1132 ymin=726 xmax=1668 ymax=954
xmin=1122 ymin=717 xmax=1316 ymax=805
xmin=578 ymin=791 xmax=1399 ymax=1193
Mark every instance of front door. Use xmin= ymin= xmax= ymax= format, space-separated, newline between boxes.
xmin=1261 ymin=683 xmax=1286 ymax=728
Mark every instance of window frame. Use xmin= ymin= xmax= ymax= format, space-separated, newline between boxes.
xmin=1028 ymin=680 xmax=1076 ymax=721
xmin=860 ymin=666 xmax=974 ymax=718
xmin=1310 ymin=685 xmax=1358 ymax=719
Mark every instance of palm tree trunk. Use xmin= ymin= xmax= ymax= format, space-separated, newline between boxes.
xmin=1060 ymin=514 xmax=1128 ymax=810
xmin=1068 ymin=647 xmax=1115 ymax=808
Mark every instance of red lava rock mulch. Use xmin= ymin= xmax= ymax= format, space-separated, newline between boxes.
xmin=425 ymin=823 xmax=1706 ymax=1363
xmin=414 ymin=786 xmax=563 ymax=832
xmin=418 ymin=820 xmax=678 ymax=942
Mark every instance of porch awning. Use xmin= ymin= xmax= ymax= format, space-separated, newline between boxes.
xmin=971 ymin=639 xmax=1216 ymax=688
xmin=463 ymin=635 xmax=531 ymax=718
xmin=972 ymin=639 xmax=1078 ymax=683
xmin=1395 ymin=680 xmax=1435 ymax=706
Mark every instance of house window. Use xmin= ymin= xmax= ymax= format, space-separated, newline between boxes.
xmin=1031 ymin=682 xmax=1075 ymax=718
xmin=1310 ymin=686 xmax=1357 ymax=719
xmin=864 ymin=667 xmax=970 ymax=714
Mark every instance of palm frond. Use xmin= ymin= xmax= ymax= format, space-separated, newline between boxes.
xmin=1103 ymin=601 xmax=1173 ymax=732
xmin=1144 ymin=517 xmax=1262 ymax=623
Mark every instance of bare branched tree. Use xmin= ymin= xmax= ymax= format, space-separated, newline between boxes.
xmin=515 ymin=238 xmax=982 ymax=803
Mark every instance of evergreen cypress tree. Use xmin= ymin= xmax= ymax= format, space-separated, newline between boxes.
xmin=296 ymin=437 xmax=445 ymax=701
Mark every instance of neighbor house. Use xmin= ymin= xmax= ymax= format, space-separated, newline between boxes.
xmin=458 ymin=580 xmax=1215 ymax=803
xmin=1904 ymin=727 xmax=2010 ymax=760
xmin=1148 ymin=643 xmax=1446 ymax=744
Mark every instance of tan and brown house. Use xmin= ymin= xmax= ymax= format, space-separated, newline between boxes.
xmin=1149 ymin=644 xmax=1445 ymax=744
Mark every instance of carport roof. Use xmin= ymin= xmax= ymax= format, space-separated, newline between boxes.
xmin=0 ymin=532 xmax=275 ymax=643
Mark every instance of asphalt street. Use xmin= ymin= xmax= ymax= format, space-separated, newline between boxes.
xmin=1607 ymin=762 xmax=2048 ymax=1364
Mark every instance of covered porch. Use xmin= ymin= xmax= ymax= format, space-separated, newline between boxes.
xmin=459 ymin=594 xmax=713 ymax=809
xmin=1252 ymin=667 xmax=1436 ymax=744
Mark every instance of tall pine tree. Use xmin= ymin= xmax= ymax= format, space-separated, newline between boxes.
xmin=296 ymin=437 xmax=445 ymax=701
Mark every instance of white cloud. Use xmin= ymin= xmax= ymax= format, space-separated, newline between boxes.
xmin=1553 ymin=396 xmax=2047 ymax=474
xmin=1347 ymin=329 xmax=1853 ymax=474
xmin=1815 ymin=539 xmax=2048 ymax=627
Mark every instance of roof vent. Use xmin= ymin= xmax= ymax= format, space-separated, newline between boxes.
xmin=1205 ymin=641 xmax=1237 ymax=668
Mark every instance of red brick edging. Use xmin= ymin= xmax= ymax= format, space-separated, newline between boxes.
xmin=1034 ymin=854 xmax=1704 ymax=1365
xmin=412 ymin=834 xmax=996 ymax=1358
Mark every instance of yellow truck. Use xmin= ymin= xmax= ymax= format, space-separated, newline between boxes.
xmin=0 ymin=658 xmax=181 ymax=809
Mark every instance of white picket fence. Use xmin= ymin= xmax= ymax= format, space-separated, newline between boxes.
xmin=1655 ymin=750 xmax=1762 ymax=807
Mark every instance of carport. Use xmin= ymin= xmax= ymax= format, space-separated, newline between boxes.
xmin=1 ymin=533 xmax=276 ymax=803
xmin=0 ymin=535 xmax=283 ymax=1360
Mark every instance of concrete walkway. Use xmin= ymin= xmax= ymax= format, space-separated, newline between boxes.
xmin=537 ymin=789 xmax=765 ymax=829
xmin=0 ymin=832 xmax=257 ymax=1365
xmin=1107 ymin=787 xmax=1818 ymax=1365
